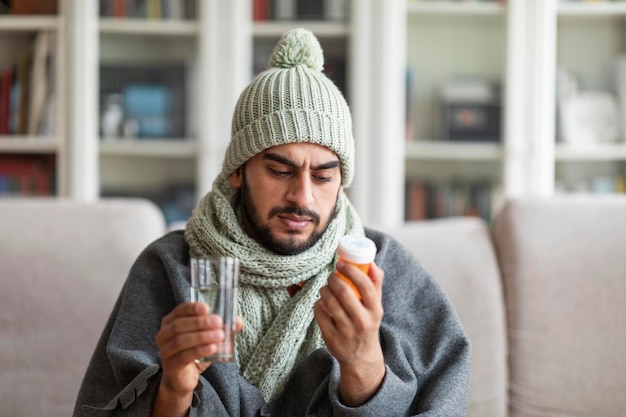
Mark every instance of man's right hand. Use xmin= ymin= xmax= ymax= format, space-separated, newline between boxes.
xmin=152 ymin=302 xmax=242 ymax=417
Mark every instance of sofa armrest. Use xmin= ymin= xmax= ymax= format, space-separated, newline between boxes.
xmin=0 ymin=198 xmax=166 ymax=417
xmin=493 ymin=195 xmax=626 ymax=416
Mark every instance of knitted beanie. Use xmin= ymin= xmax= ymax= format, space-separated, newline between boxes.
xmin=222 ymin=28 xmax=354 ymax=187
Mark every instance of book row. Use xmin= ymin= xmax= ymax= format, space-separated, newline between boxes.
xmin=405 ymin=179 xmax=493 ymax=222
xmin=99 ymin=0 xmax=197 ymax=20
xmin=253 ymin=0 xmax=349 ymax=22
xmin=0 ymin=31 xmax=55 ymax=137
xmin=0 ymin=155 xmax=55 ymax=196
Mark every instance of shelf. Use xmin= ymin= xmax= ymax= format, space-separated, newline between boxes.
xmin=555 ymin=143 xmax=626 ymax=161
xmin=406 ymin=141 xmax=502 ymax=161
xmin=99 ymin=18 xmax=198 ymax=36
xmin=253 ymin=21 xmax=350 ymax=38
xmin=0 ymin=16 xmax=60 ymax=31
xmin=99 ymin=138 xmax=198 ymax=158
xmin=558 ymin=2 xmax=626 ymax=17
xmin=406 ymin=1 xmax=505 ymax=16
xmin=0 ymin=137 xmax=60 ymax=153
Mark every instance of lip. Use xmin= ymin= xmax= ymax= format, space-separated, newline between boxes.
xmin=278 ymin=214 xmax=312 ymax=230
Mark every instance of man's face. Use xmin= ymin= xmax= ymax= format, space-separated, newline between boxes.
xmin=229 ymin=143 xmax=343 ymax=255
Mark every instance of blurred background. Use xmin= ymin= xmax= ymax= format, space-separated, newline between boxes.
xmin=1 ymin=0 xmax=625 ymax=228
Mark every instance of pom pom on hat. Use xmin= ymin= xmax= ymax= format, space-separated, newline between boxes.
xmin=223 ymin=28 xmax=355 ymax=187
xmin=269 ymin=28 xmax=324 ymax=72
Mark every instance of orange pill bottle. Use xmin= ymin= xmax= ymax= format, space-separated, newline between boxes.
xmin=336 ymin=235 xmax=377 ymax=299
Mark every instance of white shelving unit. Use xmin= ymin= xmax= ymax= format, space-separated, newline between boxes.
xmin=406 ymin=141 xmax=502 ymax=161
xmin=0 ymin=2 xmax=67 ymax=195
xmin=406 ymin=1 xmax=504 ymax=15
xmin=404 ymin=0 xmax=508 ymax=219
xmin=554 ymin=0 xmax=626 ymax=193
xmin=66 ymin=0 xmax=251 ymax=224
xmin=97 ymin=18 xmax=199 ymax=205
xmin=9 ymin=0 xmax=621 ymax=225
xmin=403 ymin=0 xmax=626 ymax=221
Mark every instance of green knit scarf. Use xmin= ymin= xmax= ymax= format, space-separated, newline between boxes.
xmin=184 ymin=174 xmax=363 ymax=400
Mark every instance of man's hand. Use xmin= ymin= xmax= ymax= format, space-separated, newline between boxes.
xmin=313 ymin=261 xmax=386 ymax=407
xmin=152 ymin=302 xmax=243 ymax=417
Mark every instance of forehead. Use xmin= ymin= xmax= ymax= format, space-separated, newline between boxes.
xmin=254 ymin=143 xmax=339 ymax=165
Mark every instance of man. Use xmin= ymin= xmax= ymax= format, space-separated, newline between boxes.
xmin=74 ymin=28 xmax=470 ymax=416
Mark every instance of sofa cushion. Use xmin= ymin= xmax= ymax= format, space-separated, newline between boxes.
xmin=0 ymin=198 xmax=166 ymax=417
xmin=382 ymin=217 xmax=507 ymax=417
xmin=493 ymin=196 xmax=626 ymax=417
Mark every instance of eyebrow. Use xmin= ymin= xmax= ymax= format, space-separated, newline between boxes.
xmin=263 ymin=152 xmax=341 ymax=171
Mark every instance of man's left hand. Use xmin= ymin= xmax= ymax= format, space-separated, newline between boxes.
xmin=313 ymin=261 xmax=386 ymax=407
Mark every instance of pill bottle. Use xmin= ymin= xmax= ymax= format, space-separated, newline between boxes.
xmin=336 ymin=235 xmax=377 ymax=299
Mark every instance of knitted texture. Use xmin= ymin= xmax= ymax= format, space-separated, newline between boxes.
xmin=184 ymin=174 xmax=364 ymax=400
xmin=223 ymin=28 xmax=355 ymax=186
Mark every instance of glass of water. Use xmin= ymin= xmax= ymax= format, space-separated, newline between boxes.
xmin=190 ymin=256 xmax=239 ymax=363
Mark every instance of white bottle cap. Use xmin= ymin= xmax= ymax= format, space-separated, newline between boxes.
xmin=337 ymin=235 xmax=377 ymax=264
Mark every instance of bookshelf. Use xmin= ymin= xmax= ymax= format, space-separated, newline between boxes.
xmin=3 ymin=0 xmax=623 ymax=226
xmin=404 ymin=0 xmax=507 ymax=221
xmin=554 ymin=0 xmax=626 ymax=194
xmin=0 ymin=1 xmax=66 ymax=197
xmin=66 ymin=0 xmax=406 ymax=227
xmin=63 ymin=1 xmax=252 ymax=225
xmin=95 ymin=4 xmax=197 ymax=224
xmin=403 ymin=0 xmax=626 ymax=222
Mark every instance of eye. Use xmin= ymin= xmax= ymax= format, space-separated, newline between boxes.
xmin=313 ymin=173 xmax=333 ymax=183
xmin=269 ymin=167 xmax=291 ymax=178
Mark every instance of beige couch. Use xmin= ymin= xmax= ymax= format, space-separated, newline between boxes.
xmin=1 ymin=195 xmax=624 ymax=416
xmin=0 ymin=198 xmax=166 ymax=417
xmin=385 ymin=195 xmax=626 ymax=417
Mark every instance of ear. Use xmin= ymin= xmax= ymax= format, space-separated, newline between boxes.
xmin=229 ymin=167 xmax=243 ymax=188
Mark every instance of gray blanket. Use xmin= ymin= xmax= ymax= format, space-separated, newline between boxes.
xmin=73 ymin=228 xmax=470 ymax=416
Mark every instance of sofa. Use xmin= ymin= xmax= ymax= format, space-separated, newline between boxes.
xmin=0 ymin=198 xmax=167 ymax=417
xmin=0 ymin=195 xmax=624 ymax=417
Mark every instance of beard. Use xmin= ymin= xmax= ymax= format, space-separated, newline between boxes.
xmin=239 ymin=169 xmax=339 ymax=256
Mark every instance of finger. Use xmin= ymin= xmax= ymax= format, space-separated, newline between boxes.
xmin=166 ymin=339 xmax=219 ymax=369
xmin=332 ymin=264 xmax=373 ymax=315
xmin=159 ymin=327 xmax=225 ymax=362
xmin=360 ymin=262 xmax=384 ymax=308
xmin=235 ymin=316 xmax=244 ymax=333
xmin=368 ymin=262 xmax=384 ymax=289
xmin=161 ymin=302 xmax=209 ymax=327
xmin=313 ymin=299 xmax=336 ymax=336
xmin=319 ymin=283 xmax=351 ymax=326
xmin=156 ymin=314 xmax=223 ymax=346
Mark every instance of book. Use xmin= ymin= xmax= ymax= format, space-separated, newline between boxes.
xmin=614 ymin=56 xmax=626 ymax=142
xmin=27 ymin=31 xmax=50 ymax=135
xmin=0 ymin=67 xmax=13 ymax=134
xmin=273 ymin=0 xmax=296 ymax=20
xmin=297 ymin=0 xmax=324 ymax=20
xmin=405 ymin=180 xmax=427 ymax=221
xmin=15 ymin=52 xmax=32 ymax=134
xmin=404 ymin=178 xmax=493 ymax=221
xmin=253 ymin=0 xmax=271 ymax=21
xmin=405 ymin=67 xmax=416 ymax=141
xmin=10 ymin=0 xmax=58 ymax=15
xmin=0 ymin=155 xmax=54 ymax=196
xmin=324 ymin=0 xmax=348 ymax=21
xmin=113 ymin=0 xmax=126 ymax=18
xmin=147 ymin=0 xmax=162 ymax=19
xmin=123 ymin=83 xmax=171 ymax=137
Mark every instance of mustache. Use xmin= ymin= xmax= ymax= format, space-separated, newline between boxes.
xmin=268 ymin=206 xmax=321 ymax=225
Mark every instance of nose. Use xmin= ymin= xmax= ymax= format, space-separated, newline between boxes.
xmin=285 ymin=173 xmax=314 ymax=207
